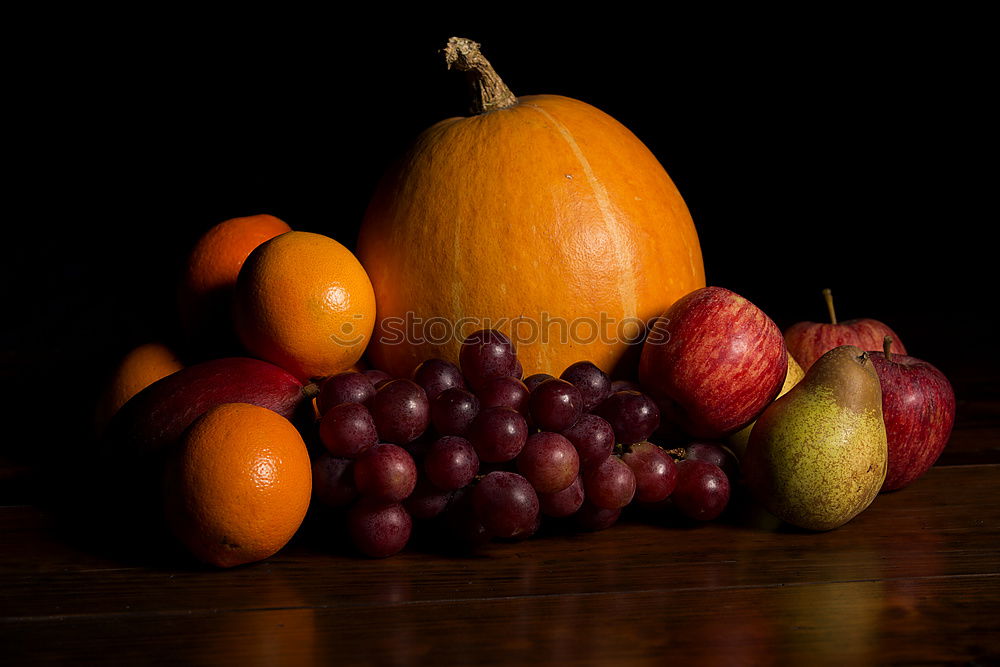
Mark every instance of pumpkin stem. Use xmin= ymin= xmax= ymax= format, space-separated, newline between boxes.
xmin=443 ymin=37 xmax=518 ymax=115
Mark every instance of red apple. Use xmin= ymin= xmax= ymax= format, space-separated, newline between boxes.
xmin=784 ymin=288 xmax=907 ymax=371
xmin=639 ymin=286 xmax=787 ymax=439
xmin=869 ymin=336 xmax=955 ymax=491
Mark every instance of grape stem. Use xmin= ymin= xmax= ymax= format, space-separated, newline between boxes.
xmin=661 ymin=447 xmax=687 ymax=460
xmin=302 ymin=383 xmax=321 ymax=399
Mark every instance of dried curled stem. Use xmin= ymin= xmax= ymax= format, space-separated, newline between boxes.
xmin=443 ymin=37 xmax=518 ymax=115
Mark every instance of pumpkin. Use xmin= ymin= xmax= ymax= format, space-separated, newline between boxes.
xmin=357 ymin=38 xmax=705 ymax=379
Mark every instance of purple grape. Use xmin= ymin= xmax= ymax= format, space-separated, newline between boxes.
xmin=622 ymin=441 xmax=677 ymax=504
xmin=529 ymin=378 xmax=583 ymax=432
xmin=311 ymin=453 xmax=358 ymax=508
xmin=523 ymin=373 xmax=555 ymax=392
xmin=349 ymin=501 xmax=412 ymax=558
xmin=424 ymin=435 xmax=479 ymax=491
xmin=459 ymin=329 xmax=518 ymax=391
xmin=472 ymin=471 xmax=540 ymax=539
xmin=582 ymin=455 xmax=636 ymax=510
xmin=317 ymin=371 xmax=376 ymax=415
xmin=318 ymin=402 xmax=378 ymax=458
xmin=610 ymin=379 xmax=641 ymax=393
xmin=354 ymin=443 xmax=418 ymax=503
xmin=517 ymin=432 xmax=580 ymax=494
xmin=672 ymin=459 xmax=730 ymax=521
xmin=364 ymin=369 xmax=393 ymax=388
xmin=477 ymin=376 xmax=530 ymax=416
xmin=512 ymin=358 xmax=524 ymax=380
xmin=468 ymin=406 xmax=528 ymax=463
xmin=404 ymin=477 xmax=453 ymax=520
xmin=538 ymin=475 xmax=585 ymax=518
xmin=685 ymin=441 xmax=740 ymax=482
xmin=560 ymin=361 xmax=611 ymax=412
xmin=368 ymin=379 xmax=430 ymax=444
xmin=561 ymin=413 xmax=616 ymax=469
xmin=575 ymin=501 xmax=621 ymax=531
xmin=594 ymin=390 xmax=660 ymax=444
xmin=430 ymin=387 xmax=479 ymax=437
xmin=412 ymin=358 xmax=465 ymax=400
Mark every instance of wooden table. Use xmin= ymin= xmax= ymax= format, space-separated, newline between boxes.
xmin=3 ymin=382 xmax=998 ymax=664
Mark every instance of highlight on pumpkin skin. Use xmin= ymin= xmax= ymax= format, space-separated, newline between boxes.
xmin=341 ymin=312 xmax=669 ymax=349
xmin=356 ymin=37 xmax=705 ymax=380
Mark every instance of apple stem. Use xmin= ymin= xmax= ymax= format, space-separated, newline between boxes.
xmin=884 ymin=336 xmax=894 ymax=362
xmin=822 ymin=288 xmax=838 ymax=325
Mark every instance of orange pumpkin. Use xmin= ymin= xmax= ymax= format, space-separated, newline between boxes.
xmin=357 ymin=38 xmax=705 ymax=379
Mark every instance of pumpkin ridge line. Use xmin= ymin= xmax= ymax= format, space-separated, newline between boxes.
xmin=520 ymin=102 xmax=639 ymax=325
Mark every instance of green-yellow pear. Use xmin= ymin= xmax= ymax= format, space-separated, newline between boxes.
xmin=728 ymin=351 xmax=805 ymax=459
xmin=743 ymin=345 xmax=887 ymax=531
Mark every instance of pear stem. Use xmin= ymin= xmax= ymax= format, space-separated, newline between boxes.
xmin=822 ymin=288 xmax=838 ymax=325
xmin=884 ymin=336 xmax=894 ymax=362
xmin=443 ymin=37 xmax=518 ymax=115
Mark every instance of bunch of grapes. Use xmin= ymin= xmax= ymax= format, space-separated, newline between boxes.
xmin=311 ymin=330 xmax=738 ymax=557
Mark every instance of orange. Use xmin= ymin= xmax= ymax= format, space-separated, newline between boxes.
xmin=95 ymin=342 xmax=183 ymax=434
xmin=178 ymin=214 xmax=292 ymax=344
xmin=233 ymin=231 xmax=376 ymax=381
xmin=164 ymin=402 xmax=312 ymax=568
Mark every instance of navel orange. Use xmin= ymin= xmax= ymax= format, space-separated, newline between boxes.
xmin=95 ymin=342 xmax=183 ymax=434
xmin=164 ymin=402 xmax=312 ymax=568
xmin=233 ymin=231 xmax=376 ymax=381
xmin=179 ymin=214 xmax=292 ymax=347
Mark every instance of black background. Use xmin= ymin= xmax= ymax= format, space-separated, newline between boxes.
xmin=3 ymin=13 xmax=991 ymax=470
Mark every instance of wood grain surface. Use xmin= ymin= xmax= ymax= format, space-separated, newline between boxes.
xmin=2 ymin=458 xmax=998 ymax=664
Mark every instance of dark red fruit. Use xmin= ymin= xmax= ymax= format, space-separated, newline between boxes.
xmin=412 ymin=358 xmax=466 ymax=400
xmin=575 ymin=501 xmax=621 ymax=531
xmin=561 ymin=413 xmax=616 ymax=468
xmin=316 ymin=371 xmax=376 ymax=415
xmin=468 ymin=406 xmax=528 ymax=463
xmin=594 ymin=390 xmax=660 ymax=444
xmin=523 ymin=373 xmax=555 ymax=392
xmin=517 ymin=432 xmax=580 ymax=494
xmin=560 ymin=361 xmax=611 ymax=412
xmin=529 ymin=378 xmax=583 ymax=432
xmin=672 ymin=459 xmax=730 ymax=521
xmin=460 ymin=329 xmax=518 ymax=391
xmin=622 ymin=441 xmax=677 ymax=504
xmin=311 ymin=454 xmax=358 ymax=509
xmin=430 ymin=387 xmax=480 ymax=437
xmin=354 ymin=443 xmax=418 ymax=503
xmin=472 ymin=471 xmax=540 ymax=539
xmin=424 ymin=436 xmax=479 ymax=491
xmin=477 ymin=376 xmax=530 ymax=416
xmin=538 ymin=475 xmax=585 ymax=518
xmin=368 ymin=379 xmax=430 ymax=444
xmin=348 ymin=501 xmax=412 ymax=558
xmin=318 ymin=402 xmax=378 ymax=458
xmin=582 ymin=455 xmax=636 ymax=509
